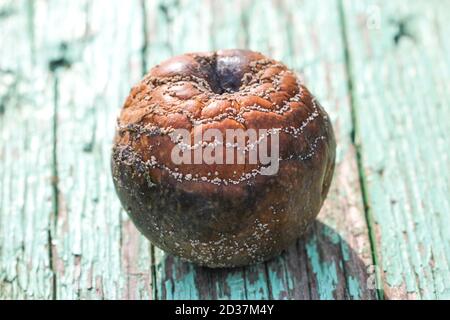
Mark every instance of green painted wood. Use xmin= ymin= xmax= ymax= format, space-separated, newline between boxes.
xmin=145 ymin=0 xmax=284 ymax=300
xmin=1 ymin=0 xmax=153 ymax=299
xmin=40 ymin=0 xmax=151 ymax=299
xmin=342 ymin=0 xmax=450 ymax=299
xmin=145 ymin=0 xmax=376 ymax=300
xmin=0 ymin=0 xmax=54 ymax=299
xmin=247 ymin=0 xmax=377 ymax=300
xmin=3 ymin=0 xmax=447 ymax=300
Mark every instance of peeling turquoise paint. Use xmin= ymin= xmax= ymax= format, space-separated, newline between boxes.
xmin=322 ymin=225 xmax=341 ymax=245
xmin=306 ymin=239 xmax=339 ymax=300
xmin=343 ymin=0 xmax=450 ymax=299
xmin=347 ymin=276 xmax=361 ymax=300
xmin=2 ymin=0 xmax=449 ymax=300
xmin=341 ymin=242 xmax=351 ymax=262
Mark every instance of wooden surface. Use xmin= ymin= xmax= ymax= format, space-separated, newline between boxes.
xmin=0 ymin=0 xmax=448 ymax=300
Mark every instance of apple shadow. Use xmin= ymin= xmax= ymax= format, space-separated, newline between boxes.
xmin=152 ymin=220 xmax=379 ymax=300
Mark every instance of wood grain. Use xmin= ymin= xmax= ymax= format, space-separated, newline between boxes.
xmin=1 ymin=0 xmax=447 ymax=300
xmin=249 ymin=0 xmax=376 ymax=300
xmin=43 ymin=0 xmax=150 ymax=299
xmin=0 ymin=0 xmax=153 ymax=299
xmin=144 ymin=0 xmax=376 ymax=300
xmin=342 ymin=0 xmax=450 ymax=299
xmin=0 ymin=0 xmax=54 ymax=299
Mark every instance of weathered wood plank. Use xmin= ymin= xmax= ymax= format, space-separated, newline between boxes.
xmin=245 ymin=0 xmax=376 ymax=300
xmin=0 ymin=0 xmax=54 ymax=299
xmin=144 ymin=0 xmax=274 ymax=300
xmin=7 ymin=0 xmax=447 ymax=300
xmin=146 ymin=0 xmax=376 ymax=300
xmin=342 ymin=0 xmax=450 ymax=299
xmin=26 ymin=0 xmax=150 ymax=299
